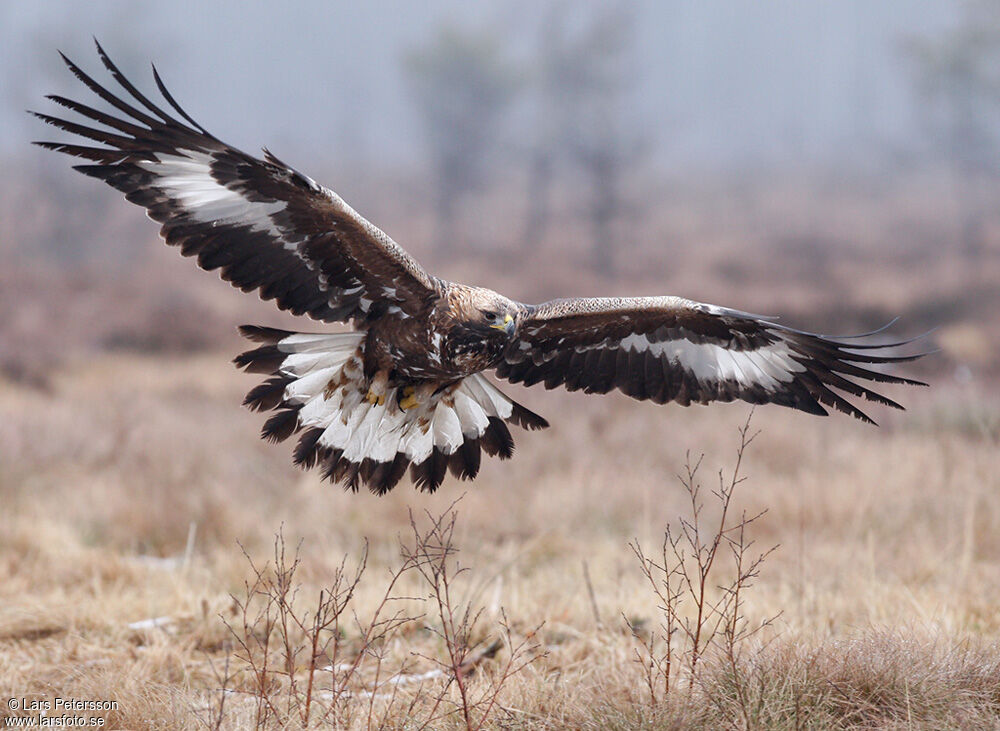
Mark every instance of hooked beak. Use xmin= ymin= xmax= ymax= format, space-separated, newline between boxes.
xmin=491 ymin=313 xmax=516 ymax=336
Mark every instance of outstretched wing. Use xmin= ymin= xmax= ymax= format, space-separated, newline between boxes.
xmin=499 ymin=296 xmax=927 ymax=424
xmin=34 ymin=41 xmax=440 ymax=323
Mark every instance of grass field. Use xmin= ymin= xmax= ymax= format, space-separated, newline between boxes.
xmin=2 ymin=166 xmax=1000 ymax=728
xmin=1 ymin=347 xmax=998 ymax=729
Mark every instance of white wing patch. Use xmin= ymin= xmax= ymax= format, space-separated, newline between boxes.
xmin=613 ymin=333 xmax=806 ymax=389
xmin=526 ymin=330 xmax=808 ymax=391
xmin=137 ymin=151 xmax=286 ymax=240
xmin=526 ymin=329 xmax=807 ymax=390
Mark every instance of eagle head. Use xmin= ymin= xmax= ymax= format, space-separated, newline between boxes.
xmin=462 ymin=288 xmax=519 ymax=336
xmin=444 ymin=286 xmax=520 ymax=370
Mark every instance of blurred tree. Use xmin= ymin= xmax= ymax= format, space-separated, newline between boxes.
xmin=521 ymin=2 xmax=574 ymax=252
xmin=903 ymin=0 xmax=1000 ymax=256
xmin=523 ymin=2 xmax=648 ymax=274
xmin=402 ymin=26 xmax=519 ymax=252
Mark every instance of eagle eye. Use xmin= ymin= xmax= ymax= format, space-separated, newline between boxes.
xmin=481 ymin=310 xmax=499 ymax=322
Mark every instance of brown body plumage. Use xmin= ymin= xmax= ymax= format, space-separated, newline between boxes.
xmin=363 ymin=284 xmax=519 ymax=382
xmin=36 ymin=42 xmax=929 ymax=494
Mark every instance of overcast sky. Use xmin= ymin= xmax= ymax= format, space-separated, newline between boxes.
xmin=2 ymin=0 xmax=961 ymax=171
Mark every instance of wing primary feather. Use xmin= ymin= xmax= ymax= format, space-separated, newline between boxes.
xmin=58 ymin=50 xmax=161 ymax=129
xmin=31 ymin=111 xmax=142 ymax=150
xmin=93 ymin=39 xmax=178 ymax=126
xmin=44 ymin=94 xmax=150 ymax=138
xmin=799 ymin=372 xmax=875 ymax=424
xmin=820 ymin=317 xmax=899 ymax=339
xmin=823 ymin=358 xmax=928 ymax=387
xmin=815 ymin=370 xmax=905 ymax=410
xmin=41 ymin=46 xmax=438 ymax=326
xmin=33 ymin=141 xmax=126 ymax=163
xmin=151 ymin=63 xmax=212 ymax=135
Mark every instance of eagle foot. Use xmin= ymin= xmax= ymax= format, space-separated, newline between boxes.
xmin=399 ymin=385 xmax=419 ymax=411
xmin=366 ymin=370 xmax=389 ymax=406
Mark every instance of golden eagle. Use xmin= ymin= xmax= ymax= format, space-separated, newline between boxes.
xmin=36 ymin=44 xmax=927 ymax=493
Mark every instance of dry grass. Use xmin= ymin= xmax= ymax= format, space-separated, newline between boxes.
xmin=1 ymin=346 xmax=999 ymax=728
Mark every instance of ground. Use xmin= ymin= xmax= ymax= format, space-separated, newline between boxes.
xmin=2 ymin=169 xmax=1000 ymax=728
xmin=1 ymin=349 xmax=998 ymax=729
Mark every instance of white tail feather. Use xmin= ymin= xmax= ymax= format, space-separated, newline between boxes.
xmin=432 ymin=405 xmax=464 ymax=455
xmin=453 ymin=390 xmax=490 ymax=436
xmin=246 ymin=329 xmax=543 ymax=490
xmin=461 ymin=374 xmax=514 ymax=419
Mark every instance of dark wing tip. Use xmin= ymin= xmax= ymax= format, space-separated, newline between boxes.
xmin=782 ymin=323 xmax=935 ymax=424
xmin=508 ymin=400 xmax=549 ymax=431
xmin=237 ymin=324 xmax=294 ymax=343
xmin=93 ymin=36 xmax=111 ymax=64
xmin=827 ymin=317 xmax=900 ymax=340
xmin=151 ymin=61 xmax=211 ymax=135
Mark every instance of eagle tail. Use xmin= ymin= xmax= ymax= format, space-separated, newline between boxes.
xmin=235 ymin=327 xmax=548 ymax=494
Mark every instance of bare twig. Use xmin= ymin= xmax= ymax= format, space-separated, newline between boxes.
xmin=191 ymin=650 xmax=233 ymax=731
xmin=402 ymin=501 xmax=545 ymax=731
xmin=629 ymin=411 xmax=778 ymax=716
xmin=222 ymin=502 xmax=542 ymax=730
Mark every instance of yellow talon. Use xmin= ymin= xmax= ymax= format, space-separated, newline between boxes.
xmin=399 ymin=386 xmax=419 ymax=410
xmin=366 ymin=390 xmax=385 ymax=406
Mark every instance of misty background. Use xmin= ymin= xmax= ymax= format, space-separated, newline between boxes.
xmin=1 ymin=0 xmax=998 ymax=383
xmin=0 ymin=0 xmax=970 ymax=168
